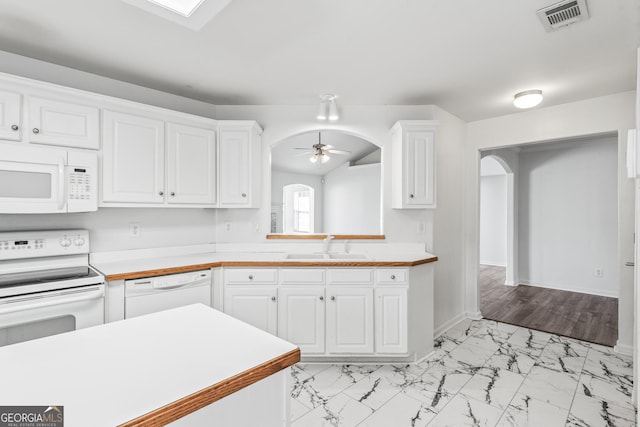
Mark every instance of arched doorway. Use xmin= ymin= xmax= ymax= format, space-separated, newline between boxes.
xmin=479 ymin=153 xmax=517 ymax=291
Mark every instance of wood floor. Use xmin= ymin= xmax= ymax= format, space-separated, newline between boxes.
xmin=479 ymin=265 xmax=618 ymax=347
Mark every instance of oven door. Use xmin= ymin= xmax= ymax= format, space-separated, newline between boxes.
xmin=0 ymin=284 xmax=105 ymax=347
xmin=0 ymin=147 xmax=67 ymax=214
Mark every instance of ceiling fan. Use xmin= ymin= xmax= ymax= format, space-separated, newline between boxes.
xmin=294 ymin=132 xmax=351 ymax=164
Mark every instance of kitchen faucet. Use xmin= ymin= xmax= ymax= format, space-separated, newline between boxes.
xmin=323 ymin=234 xmax=334 ymax=253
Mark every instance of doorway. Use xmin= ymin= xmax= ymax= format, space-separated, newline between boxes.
xmin=478 ymin=136 xmax=620 ymax=346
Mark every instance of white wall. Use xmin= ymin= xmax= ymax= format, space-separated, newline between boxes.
xmin=466 ymin=91 xmax=636 ymax=352
xmin=0 ymin=208 xmax=216 ymax=252
xmin=518 ymin=137 xmax=618 ymax=297
xmin=323 ymin=163 xmax=381 ymax=234
xmin=271 ymin=170 xmax=323 ymax=233
xmin=480 ymin=174 xmax=507 ymax=267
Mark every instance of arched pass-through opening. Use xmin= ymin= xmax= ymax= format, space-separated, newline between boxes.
xmin=479 ymin=153 xmax=517 ymax=290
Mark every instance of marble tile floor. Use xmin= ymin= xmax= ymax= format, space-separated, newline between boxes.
xmin=289 ymin=319 xmax=636 ymax=427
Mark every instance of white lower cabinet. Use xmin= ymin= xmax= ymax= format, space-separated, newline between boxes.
xmin=223 ymin=287 xmax=278 ymax=335
xmin=222 ymin=266 xmax=423 ymax=359
xmin=326 ymin=287 xmax=374 ymax=354
xmin=375 ymin=287 xmax=408 ymax=354
xmin=277 ymin=287 xmax=325 ymax=354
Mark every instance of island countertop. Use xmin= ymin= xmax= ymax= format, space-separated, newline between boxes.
xmin=0 ymin=304 xmax=300 ymax=427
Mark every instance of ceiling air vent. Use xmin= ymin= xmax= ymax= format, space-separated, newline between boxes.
xmin=537 ymin=0 xmax=590 ymax=32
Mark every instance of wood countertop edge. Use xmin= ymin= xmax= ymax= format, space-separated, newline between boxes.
xmin=103 ymin=257 xmax=438 ymax=282
xmin=119 ymin=347 xmax=301 ymax=427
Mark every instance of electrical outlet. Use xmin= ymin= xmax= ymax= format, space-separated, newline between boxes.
xmin=594 ymin=267 xmax=603 ymax=277
xmin=417 ymin=223 xmax=426 ymax=233
xmin=224 ymin=222 xmax=232 ymax=232
xmin=254 ymin=222 xmax=260 ymax=232
xmin=129 ymin=222 xmax=141 ymax=238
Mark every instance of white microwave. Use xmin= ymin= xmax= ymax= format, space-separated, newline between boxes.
xmin=0 ymin=142 xmax=97 ymax=213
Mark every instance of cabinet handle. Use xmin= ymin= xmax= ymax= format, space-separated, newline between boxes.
xmin=170 ymin=192 xmax=176 ymax=196
xmin=330 ymin=296 xmax=336 ymax=301
xmin=11 ymin=125 xmax=18 ymax=131
xmin=391 ymin=275 xmax=396 ymax=280
xmin=248 ymin=275 xmax=253 ymax=280
xmin=32 ymin=128 xmax=40 ymax=134
xmin=319 ymin=296 xmax=324 ymax=301
xmin=241 ymin=193 xmax=247 ymax=198
xmin=271 ymin=296 xmax=276 ymax=302
xmin=159 ymin=191 xmax=164 ymax=196
xmin=409 ymin=194 xmax=415 ymax=199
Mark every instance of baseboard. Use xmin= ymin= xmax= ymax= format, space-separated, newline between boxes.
xmin=465 ymin=310 xmax=483 ymax=321
xmin=434 ymin=313 xmax=466 ymax=338
xmin=614 ymin=340 xmax=633 ymax=356
xmin=504 ymin=280 xmax=517 ymax=286
xmin=518 ymin=280 xmax=618 ymax=298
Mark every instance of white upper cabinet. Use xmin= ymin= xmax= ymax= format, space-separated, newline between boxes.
xmin=101 ymin=110 xmax=218 ymax=207
xmin=28 ymin=96 xmax=100 ymax=150
xmin=101 ymin=110 xmax=165 ymax=204
xmin=0 ymin=89 xmax=22 ymax=141
xmin=218 ymin=121 xmax=262 ymax=208
xmin=391 ymin=120 xmax=438 ymax=209
xmin=167 ymin=123 xmax=217 ymax=205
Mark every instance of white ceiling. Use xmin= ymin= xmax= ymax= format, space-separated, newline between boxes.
xmin=0 ymin=0 xmax=637 ymax=121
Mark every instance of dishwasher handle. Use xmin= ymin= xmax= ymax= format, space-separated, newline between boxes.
xmin=0 ymin=287 xmax=104 ymax=315
xmin=152 ymin=277 xmax=211 ymax=290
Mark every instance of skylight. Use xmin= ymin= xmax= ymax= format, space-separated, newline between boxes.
xmin=122 ymin=0 xmax=233 ymax=30
xmin=147 ymin=0 xmax=204 ymax=17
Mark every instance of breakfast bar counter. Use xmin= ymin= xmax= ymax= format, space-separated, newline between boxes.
xmin=0 ymin=304 xmax=300 ymax=427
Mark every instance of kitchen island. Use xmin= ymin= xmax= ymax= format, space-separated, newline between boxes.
xmin=0 ymin=304 xmax=300 ymax=427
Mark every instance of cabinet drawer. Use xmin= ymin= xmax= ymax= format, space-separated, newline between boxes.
xmin=376 ymin=269 xmax=409 ymax=285
xmin=327 ymin=269 xmax=374 ymax=285
xmin=225 ymin=269 xmax=278 ymax=285
xmin=279 ymin=269 xmax=325 ymax=285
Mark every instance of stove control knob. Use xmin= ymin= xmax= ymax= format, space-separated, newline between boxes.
xmin=74 ymin=236 xmax=86 ymax=246
xmin=60 ymin=237 xmax=72 ymax=247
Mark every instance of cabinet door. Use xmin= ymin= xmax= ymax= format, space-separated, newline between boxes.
xmin=278 ymin=287 xmax=325 ymax=354
xmin=375 ymin=287 xmax=408 ymax=354
xmin=167 ymin=123 xmax=216 ymax=205
xmin=102 ymin=110 xmax=165 ymax=204
xmin=28 ymin=96 xmax=100 ymax=149
xmin=0 ymin=90 xmax=21 ymax=141
xmin=326 ymin=287 xmax=374 ymax=354
xmin=224 ymin=287 xmax=278 ymax=335
xmin=219 ymin=127 xmax=251 ymax=206
xmin=404 ymin=130 xmax=435 ymax=207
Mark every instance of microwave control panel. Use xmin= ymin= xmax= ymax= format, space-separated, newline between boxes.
xmin=68 ymin=168 xmax=92 ymax=200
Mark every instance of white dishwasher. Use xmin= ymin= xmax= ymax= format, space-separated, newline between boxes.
xmin=124 ymin=270 xmax=211 ymax=319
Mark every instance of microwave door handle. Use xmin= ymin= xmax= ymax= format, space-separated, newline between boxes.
xmin=57 ymin=157 xmax=66 ymax=211
xmin=0 ymin=288 xmax=104 ymax=315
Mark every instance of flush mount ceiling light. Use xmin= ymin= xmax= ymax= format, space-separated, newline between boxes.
xmin=317 ymin=94 xmax=339 ymax=121
xmin=513 ymin=90 xmax=543 ymax=109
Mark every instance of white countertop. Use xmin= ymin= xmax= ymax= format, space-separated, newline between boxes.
xmin=90 ymin=243 xmax=437 ymax=280
xmin=0 ymin=304 xmax=298 ymax=427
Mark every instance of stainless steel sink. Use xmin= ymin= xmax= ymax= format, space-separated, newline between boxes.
xmin=285 ymin=253 xmax=328 ymax=259
xmin=327 ymin=253 xmax=369 ymax=260
xmin=285 ymin=253 xmax=369 ymax=260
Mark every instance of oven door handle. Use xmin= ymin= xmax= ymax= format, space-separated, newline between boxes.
xmin=0 ymin=288 xmax=104 ymax=315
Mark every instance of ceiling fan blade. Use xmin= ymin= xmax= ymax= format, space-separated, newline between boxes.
xmin=326 ymin=149 xmax=351 ymax=155
xmin=293 ymin=147 xmax=311 ymax=150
